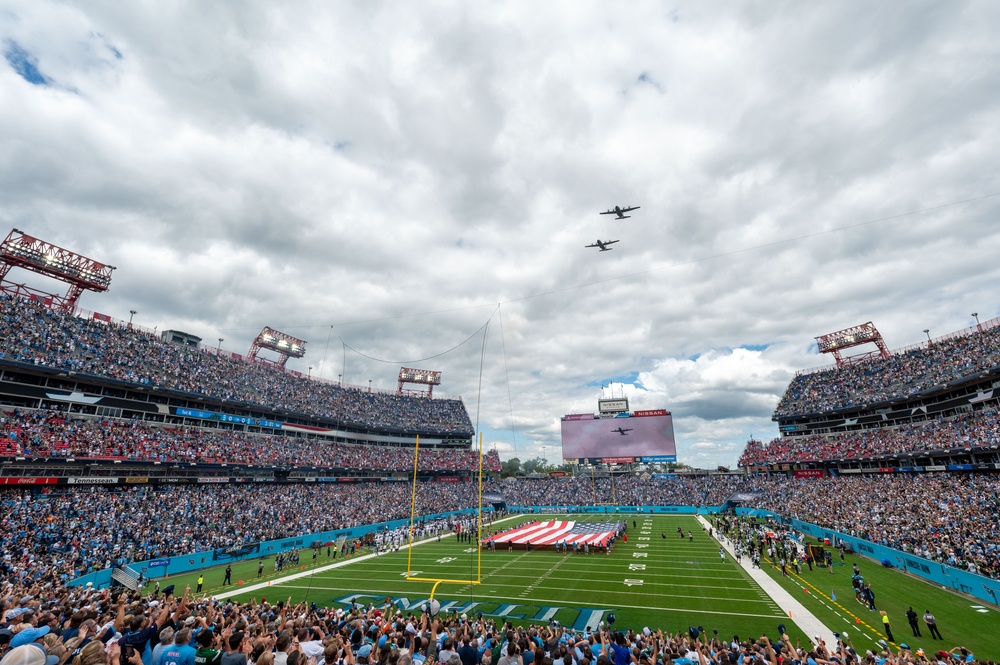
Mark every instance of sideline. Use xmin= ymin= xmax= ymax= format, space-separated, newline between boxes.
xmin=212 ymin=513 xmax=523 ymax=601
xmin=697 ymin=515 xmax=835 ymax=646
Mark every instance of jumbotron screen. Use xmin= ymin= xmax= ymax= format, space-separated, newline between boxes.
xmin=560 ymin=409 xmax=676 ymax=463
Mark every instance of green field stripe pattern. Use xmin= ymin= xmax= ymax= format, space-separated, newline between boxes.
xmin=208 ymin=515 xmax=802 ymax=640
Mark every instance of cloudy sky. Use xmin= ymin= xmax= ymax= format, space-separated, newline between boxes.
xmin=2 ymin=1 xmax=999 ymax=468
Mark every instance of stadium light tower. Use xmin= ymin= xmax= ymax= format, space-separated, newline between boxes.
xmin=247 ymin=326 xmax=307 ymax=368
xmin=397 ymin=367 xmax=442 ymax=397
xmin=924 ymin=329 xmax=931 ymax=343
xmin=0 ymin=228 xmax=116 ymax=312
xmin=129 ymin=310 xmax=137 ymax=325
xmin=815 ymin=321 xmax=891 ymax=368
xmin=972 ymin=312 xmax=981 ymax=331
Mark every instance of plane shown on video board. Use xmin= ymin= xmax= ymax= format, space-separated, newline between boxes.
xmin=561 ymin=409 xmax=676 ymax=462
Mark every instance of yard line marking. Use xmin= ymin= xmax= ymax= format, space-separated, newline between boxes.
xmin=262 ymin=585 xmax=788 ymax=619
xmin=212 ymin=513 xmax=523 ymax=601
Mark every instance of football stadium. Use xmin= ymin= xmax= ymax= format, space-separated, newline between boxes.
xmin=4 ymin=6 xmax=1000 ymax=665
xmin=0 ymin=262 xmax=998 ymax=662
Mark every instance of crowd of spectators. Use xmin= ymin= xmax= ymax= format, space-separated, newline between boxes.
xmin=0 ymin=296 xmax=474 ymax=438
xmin=31 ymin=471 xmax=1000 ymax=580
xmin=5 ymin=472 xmax=998 ymax=584
xmin=497 ymin=476 xmax=743 ymax=509
xmin=0 ymin=512 xmax=988 ymax=665
xmin=741 ymin=473 xmax=1000 ymax=580
xmin=497 ymin=473 xmax=1000 ymax=580
xmin=3 ymin=581 xmax=972 ymax=665
xmin=0 ymin=472 xmax=997 ymax=665
xmin=0 ymin=482 xmax=502 ymax=583
xmin=775 ymin=325 xmax=1000 ymax=417
xmin=0 ymin=409 xmax=500 ymax=472
xmin=737 ymin=409 xmax=1000 ymax=466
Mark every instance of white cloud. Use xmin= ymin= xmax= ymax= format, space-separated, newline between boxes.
xmin=2 ymin=1 xmax=999 ymax=468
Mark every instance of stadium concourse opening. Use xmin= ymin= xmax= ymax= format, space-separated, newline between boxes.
xmin=485 ymin=518 xmax=626 ymax=551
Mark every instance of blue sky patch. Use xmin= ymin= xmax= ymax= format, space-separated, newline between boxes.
xmin=4 ymin=40 xmax=52 ymax=86
xmin=585 ymin=371 xmax=640 ymax=388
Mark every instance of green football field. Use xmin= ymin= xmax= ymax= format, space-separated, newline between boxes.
xmin=153 ymin=514 xmax=999 ymax=656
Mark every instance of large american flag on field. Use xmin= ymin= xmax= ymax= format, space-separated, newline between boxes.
xmin=487 ymin=520 xmax=623 ymax=547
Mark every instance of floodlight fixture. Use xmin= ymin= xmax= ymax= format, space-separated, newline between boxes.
xmin=397 ymin=367 xmax=442 ymax=397
xmin=0 ymin=228 xmax=116 ymax=312
xmin=248 ymin=326 xmax=307 ymax=368
xmin=814 ymin=321 xmax=890 ymax=368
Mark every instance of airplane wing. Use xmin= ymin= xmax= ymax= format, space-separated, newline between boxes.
xmin=599 ymin=210 xmax=616 ymax=215
xmin=605 ymin=240 xmax=620 ymax=245
xmin=585 ymin=243 xmax=600 ymax=248
xmin=622 ymin=206 xmax=640 ymax=212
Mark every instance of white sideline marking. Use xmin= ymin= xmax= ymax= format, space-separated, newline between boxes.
xmin=698 ymin=515 xmax=835 ymax=646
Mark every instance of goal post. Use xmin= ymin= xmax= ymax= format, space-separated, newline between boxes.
xmin=405 ymin=433 xmax=484 ymax=595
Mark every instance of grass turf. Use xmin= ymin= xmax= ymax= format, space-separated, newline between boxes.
xmin=738 ymin=523 xmax=999 ymax=657
xmin=148 ymin=514 xmax=997 ymax=655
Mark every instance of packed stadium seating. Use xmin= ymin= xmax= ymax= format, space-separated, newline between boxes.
xmin=743 ymin=473 xmax=1000 ymax=580
xmin=0 ymin=295 xmax=474 ymax=438
xmin=738 ymin=408 xmax=1000 ymax=466
xmin=0 ymin=408 xmax=500 ymax=471
xmin=497 ymin=474 xmax=1000 ymax=579
xmin=498 ymin=475 xmax=743 ymax=508
xmin=775 ymin=325 xmax=1000 ymax=417
xmin=0 ymin=481 xmax=500 ymax=582
xmin=1 ymin=464 xmax=997 ymax=665
xmin=1 ymin=292 xmax=997 ymax=664
xmin=9 ymin=473 xmax=996 ymax=585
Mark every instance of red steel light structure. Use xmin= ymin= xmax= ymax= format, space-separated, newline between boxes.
xmin=247 ymin=326 xmax=307 ymax=368
xmin=0 ymin=228 xmax=115 ymax=312
xmin=815 ymin=321 xmax=890 ymax=368
xmin=397 ymin=367 xmax=442 ymax=397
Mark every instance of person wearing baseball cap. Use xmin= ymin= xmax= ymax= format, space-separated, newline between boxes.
xmin=9 ymin=627 xmax=50 ymax=650
xmin=0 ymin=645 xmax=50 ymax=665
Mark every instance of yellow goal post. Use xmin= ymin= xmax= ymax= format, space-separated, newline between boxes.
xmin=405 ymin=433 xmax=485 ymax=598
